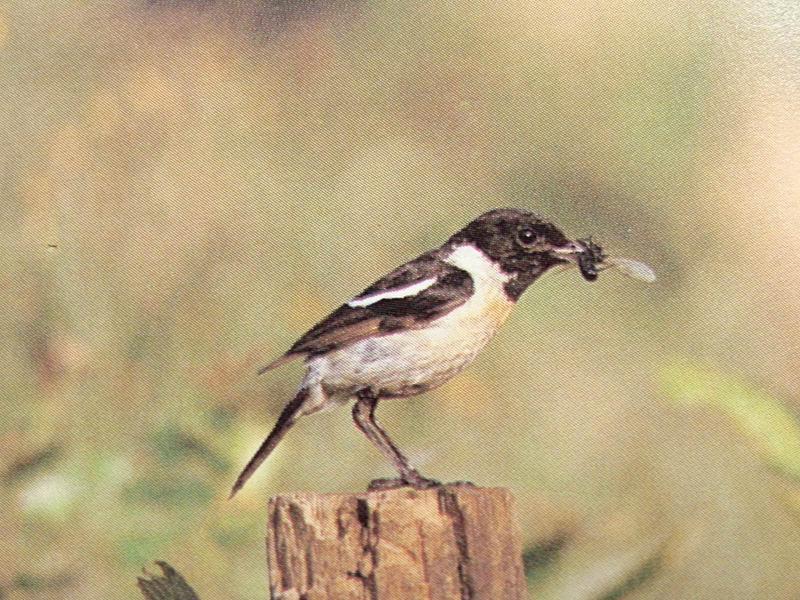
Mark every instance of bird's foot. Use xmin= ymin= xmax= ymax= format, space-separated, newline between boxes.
xmin=446 ymin=480 xmax=477 ymax=488
xmin=367 ymin=475 xmax=442 ymax=492
xmin=367 ymin=477 xmax=410 ymax=491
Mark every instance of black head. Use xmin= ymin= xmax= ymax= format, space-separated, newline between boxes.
xmin=447 ymin=208 xmax=584 ymax=299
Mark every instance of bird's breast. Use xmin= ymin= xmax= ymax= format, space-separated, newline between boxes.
xmin=443 ymin=274 xmax=515 ymax=334
xmin=310 ymin=274 xmax=516 ymax=398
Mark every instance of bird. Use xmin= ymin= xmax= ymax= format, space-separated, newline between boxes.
xmin=230 ymin=207 xmax=618 ymax=498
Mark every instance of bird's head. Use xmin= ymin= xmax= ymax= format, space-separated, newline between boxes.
xmin=448 ymin=208 xmax=653 ymax=299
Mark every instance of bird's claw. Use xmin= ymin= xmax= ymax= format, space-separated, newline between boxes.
xmin=446 ymin=480 xmax=477 ymax=488
xmin=367 ymin=476 xmax=442 ymax=491
xmin=366 ymin=476 xmax=478 ymax=492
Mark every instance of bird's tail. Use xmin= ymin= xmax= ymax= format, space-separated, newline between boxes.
xmin=229 ymin=387 xmax=309 ymax=499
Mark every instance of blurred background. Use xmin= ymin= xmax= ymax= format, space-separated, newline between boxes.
xmin=2 ymin=0 xmax=799 ymax=598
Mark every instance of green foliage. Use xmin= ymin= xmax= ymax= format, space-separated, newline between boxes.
xmin=122 ymin=476 xmax=215 ymax=508
xmin=534 ymin=535 xmax=670 ymax=600
xmin=119 ymin=535 xmax=174 ymax=568
xmin=0 ymin=444 xmax=63 ymax=484
xmin=523 ymin=531 xmax=571 ymax=584
xmin=599 ymin=550 xmax=664 ymax=600
xmin=661 ymin=363 xmax=800 ymax=481
xmin=151 ymin=424 xmax=231 ymax=474
xmin=11 ymin=572 xmax=74 ymax=593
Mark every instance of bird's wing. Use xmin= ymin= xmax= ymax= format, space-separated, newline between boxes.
xmin=258 ymin=253 xmax=474 ymax=374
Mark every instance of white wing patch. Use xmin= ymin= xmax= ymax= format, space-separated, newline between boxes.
xmin=347 ymin=277 xmax=438 ymax=308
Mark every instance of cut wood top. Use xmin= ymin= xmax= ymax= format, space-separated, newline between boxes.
xmin=267 ymin=485 xmax=527 ymax=600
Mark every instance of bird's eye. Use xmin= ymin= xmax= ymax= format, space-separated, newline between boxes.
xmin=517 ymin=227 xmax=539 ymax=246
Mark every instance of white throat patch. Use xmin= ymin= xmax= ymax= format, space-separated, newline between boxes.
xmin=444 ymin=244 xmax=511 ymax=283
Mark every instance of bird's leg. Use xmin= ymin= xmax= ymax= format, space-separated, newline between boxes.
xmin=352 ymin=389 xmax=441 ymax=491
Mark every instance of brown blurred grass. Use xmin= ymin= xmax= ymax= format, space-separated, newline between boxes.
xmin=1 ymin=1 xmax=799 ymax=598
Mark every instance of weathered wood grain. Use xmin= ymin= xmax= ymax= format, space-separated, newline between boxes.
xmin=267 ymin=486 xmax=526 ymax=600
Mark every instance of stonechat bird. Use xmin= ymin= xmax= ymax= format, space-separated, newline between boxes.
xmin=230 ymin=207 xmax=654 ymax=497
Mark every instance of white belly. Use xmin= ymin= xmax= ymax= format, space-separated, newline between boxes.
xmin=307 ymin=269 xmax=515 ymax=399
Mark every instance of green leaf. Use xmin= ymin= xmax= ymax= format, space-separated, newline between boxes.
xmin=11 ymin=572 xmax=73 ymax=593
xmin=1 ymin=443 xmax=63 ymax=484
xmin=661 ymin=363 xmax=800 ymax=481
xmin=122 ymin=475 xmax=214 ymax=508
xmin=151 ymin=424 xmax=230 ymax=473
xmin=599 ymin=550 xmax=663 ymax=600
xmin=523 ymin=530 xmax=571 ymax=584
xmin=536 ymin=536 xmax=669 ymax=600
xmin=119 ymin=535 xmax=171 ymax=568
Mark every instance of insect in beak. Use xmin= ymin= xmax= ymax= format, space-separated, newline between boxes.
xmin=598 ymin=256 xmax=657 ymax=283
xmin=551 ymin=239 xmax=603 ymax=281
xmin=551 ymin=238 xmax=656 ymax=283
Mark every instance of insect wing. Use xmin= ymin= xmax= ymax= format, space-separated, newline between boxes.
xmin=609 ymin=257 xmax=656 ymax=283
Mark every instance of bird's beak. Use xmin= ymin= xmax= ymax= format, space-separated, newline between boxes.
xmin=550 ymin=239 xmax=605 ymax=281
xmin=550 ymin=241 xmax=585 ymax=263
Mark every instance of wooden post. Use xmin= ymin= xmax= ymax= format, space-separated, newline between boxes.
xmin=266 ymin=485 xmax=526 ymax=600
